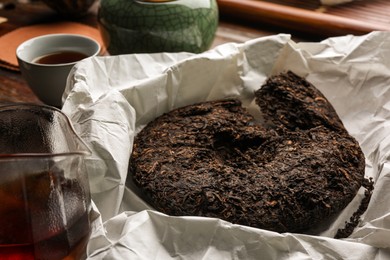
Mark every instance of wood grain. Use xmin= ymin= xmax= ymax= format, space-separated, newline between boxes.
xmin=217 ymin=0 xmax=390 ymax=37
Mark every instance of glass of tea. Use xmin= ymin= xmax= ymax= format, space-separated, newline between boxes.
xmin=0 ymin=103 xmax=92 ymax=260
xmin=16 ymin=33 xmax=101 ymax=108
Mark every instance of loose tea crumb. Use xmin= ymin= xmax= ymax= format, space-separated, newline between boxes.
xmin=334 ymin=177 xmax=374 ymax=239
xmin=129 ymin=71 xmax=366 ymax=233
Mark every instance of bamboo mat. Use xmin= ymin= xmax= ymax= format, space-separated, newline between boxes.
xmin=217 ymin=0 xmax=390 ymax=37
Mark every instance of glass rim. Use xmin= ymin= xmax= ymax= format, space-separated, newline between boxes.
xmin=0 ymin=102 xmax=92 ymax=158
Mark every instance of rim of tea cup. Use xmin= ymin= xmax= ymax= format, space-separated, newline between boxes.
xmin=16 ymin=33 xmax=101 ymax=67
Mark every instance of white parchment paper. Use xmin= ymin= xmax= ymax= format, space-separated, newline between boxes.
xmin=63 ymin=31 xmax=390 ymax=259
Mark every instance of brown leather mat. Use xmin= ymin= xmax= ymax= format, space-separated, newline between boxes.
xmin=217 ymin=0 xmax=390 ymax=37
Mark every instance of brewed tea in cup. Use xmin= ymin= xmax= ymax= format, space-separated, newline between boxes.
xmin=16 ymin=34 xmax=100 ymax=108
xmin=33 ymin=50 xmax=89 ymax=64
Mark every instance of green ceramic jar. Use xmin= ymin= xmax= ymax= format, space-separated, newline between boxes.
xmin=98 ymin=0 xmax=219 ymax=54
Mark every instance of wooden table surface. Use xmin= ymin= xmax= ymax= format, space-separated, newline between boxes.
xmin=0 ymin=0 xmax=327 ymax=105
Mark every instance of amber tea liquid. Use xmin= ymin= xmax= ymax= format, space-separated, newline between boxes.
xmin=0 ymin=171 xmax=91 ymax=260
xmin=0 ymin=213 xmax=90 ymax=260
xmin=33 ymin=51 xmax=88 ymax=64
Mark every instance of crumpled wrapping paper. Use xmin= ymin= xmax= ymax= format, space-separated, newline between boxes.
xmin=63 ymin=31 xmax=390 ymax=259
